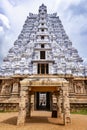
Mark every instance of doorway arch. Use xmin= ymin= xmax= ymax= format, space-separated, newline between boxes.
xmin=17 ymin=76 xmax=71 ymax=125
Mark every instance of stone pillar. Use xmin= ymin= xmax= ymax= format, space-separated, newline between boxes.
xmin=17 ymin=80 xmax=29 ymax=125
xmin=62 ymin=84 xmax=71 ymax=125
xmin=11 ymin=82 xmax=19 ymax=98
xmin=31 ymin=94 xmax=34 ymax=111
xmin=57 ymin=92 xmax=62 ymax=118
xmin=26 ymin=92 xmax=31 ymax=117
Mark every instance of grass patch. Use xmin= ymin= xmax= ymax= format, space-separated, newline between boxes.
xmin=0 ymin=110 xmax=5 ymax=113
xmin=71 ymin=109 xmax=87 ymax=115
xmin=0 ymin=110 xmax=18 ymax=113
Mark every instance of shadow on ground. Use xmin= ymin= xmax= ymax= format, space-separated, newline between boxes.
xmin=26 ymin=116 xmax=64 ymax=126
xmin=1 ymin=116 xmax=17 ymax=125
xmin=26 ymin=116 xmax=49 ymax=123
xmin=1 ymin=116 xmax=64 ymax=126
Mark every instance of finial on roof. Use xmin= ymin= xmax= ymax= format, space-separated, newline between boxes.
xmin=39 ymin=4 xmax=47 ymax=13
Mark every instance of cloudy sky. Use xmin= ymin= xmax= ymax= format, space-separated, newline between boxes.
xmin=0 ymin=0 xmax=87 ymax=65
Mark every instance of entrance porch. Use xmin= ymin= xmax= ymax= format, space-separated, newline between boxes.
xmin=17 ymin=76 xmax=71 ymax=125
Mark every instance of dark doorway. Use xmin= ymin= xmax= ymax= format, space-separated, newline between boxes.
xmin=36 ymin=92 xmax=50 ymax=111
xmin=37 ymin=63 xmax=49 ymax=74
xmin=40 ymin=51 xmax=45 ymax=59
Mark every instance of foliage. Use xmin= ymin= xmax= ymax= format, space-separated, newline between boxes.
xmin=0 ymin=110 xmax=18 ymax=113
xmin=71 ymin=109 xmax=87 ymax=115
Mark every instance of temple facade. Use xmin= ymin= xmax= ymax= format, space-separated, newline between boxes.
xmin=0 ymin=4 xmax=87 ymax=125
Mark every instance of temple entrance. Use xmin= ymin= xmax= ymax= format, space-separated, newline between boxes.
xmin=36 ymin=92 xmax=51 ymax=111
xmin=17 ymin=77 xmax=71 ymax=125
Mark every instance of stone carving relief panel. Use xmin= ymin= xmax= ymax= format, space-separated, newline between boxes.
xmin=46 ymin=51 xmax=52 ymax=60
xmin=1 ymin=80 xmax=12 ymax=95
xmin=66 ymin=79 xmax=74 ymax=93
xmin=12 ymin=79 xmax=20 ymax=93
xmin=12 ymin=82 xmax=19 ymax=93
xmin=0 ymin=80 xmax=2 ymax=93
xmin=84 ymin=81 xmax=87 ymax=94
xmin=74 ymin=81 xmax=85 ymax=94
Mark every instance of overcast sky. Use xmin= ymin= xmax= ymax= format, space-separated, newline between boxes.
xmin=0 ymin=0 xmax=87 ymax=65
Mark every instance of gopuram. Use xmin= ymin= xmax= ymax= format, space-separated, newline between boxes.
xmin=0 ymin=4 xmax=87 ymax=125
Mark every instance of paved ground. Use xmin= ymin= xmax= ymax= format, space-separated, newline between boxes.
xmin=0 ymin=111 xmax=87 ymax=130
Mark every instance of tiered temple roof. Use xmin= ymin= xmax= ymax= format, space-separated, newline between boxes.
xmin=0 ymin=4 xmax=87 ymax=77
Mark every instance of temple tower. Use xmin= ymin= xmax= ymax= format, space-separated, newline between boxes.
xmin=0 ymin=4 xmax=87 ymax=122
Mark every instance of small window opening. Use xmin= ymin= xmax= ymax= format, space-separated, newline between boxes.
xmin=41 ymin=44 xmax=44 ymax=48
xmin=44 ymin=9 xmax=47 ymax=13
xmin=39 ymin=9 xmax=41 ymax=13
xmin=42 ymin=13 xmax=44 ymax=15
xmin=41 ymin=29 xmax=44 ymax=32
xmin=40 ymin=51 xmax=45 ymax=59
xmin=41 ymin=36 xmax=44 ymax=39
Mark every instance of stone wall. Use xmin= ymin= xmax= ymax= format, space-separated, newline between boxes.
xmin=0 ymin=103 xmax=19 ymax=111
xmin=0 ymin=76 xmax=87 ymax=112
xmin=70 ymin=103 xmax=87 ymax=112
